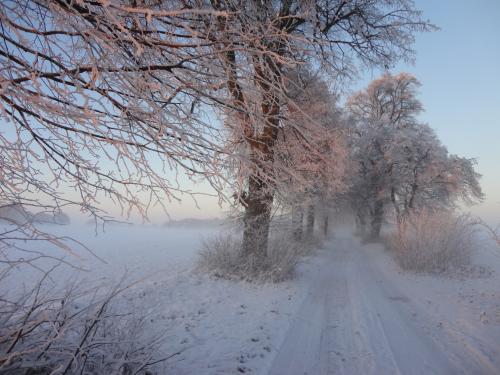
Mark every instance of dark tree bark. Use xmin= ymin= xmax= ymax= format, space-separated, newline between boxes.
xmin=225 ymin=44 xmax=281 ymax=258
xmin=291 ymin=204 xmax=304 ymax=241
xmin=370 ymin=200 xmax=384 ymax=239
xmin=242 ymin=177 xmax=273 ymax=258
xmin=322 ymin=213 xmax=329 ymax=237
xmin=306 ymin=203 xmax=315 ymax=237
xmin=355 ymin=209 xmax=367 ymax=235
xmin=241 ymin=57 xmax=280 ymax=257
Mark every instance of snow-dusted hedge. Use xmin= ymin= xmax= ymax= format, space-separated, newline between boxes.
xmin=196 ymin=231 xmax=309 ymax=282
xmin=388 ymin=210 xmax=478 ymax=274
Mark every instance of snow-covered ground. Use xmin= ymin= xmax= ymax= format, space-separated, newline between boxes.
xmin=268 ymin=231 xmax=500 ymax=375
xmin=3 ymin=223 xmax=223 ymax=296
xmin=3 ymin=223 xmax=500 ymax=374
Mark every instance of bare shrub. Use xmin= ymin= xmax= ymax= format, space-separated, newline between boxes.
xmin=388 ymin=210 xmax=478 ymax=274
xmin=0 ymin=272 xmax=171 ymax=375
xmin=196 ymin=231 xmax=307 ymax=283
xmin=265 ymin=235 xmax=311 ymax=282
xmin=0 ymin=219 xmax=170 ymax=374
xmin=196 ymin=233 xmax=241 ymax=275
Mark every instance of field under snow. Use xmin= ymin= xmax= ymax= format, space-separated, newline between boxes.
xmin=4 ymin=222 xmax=500 ymax=374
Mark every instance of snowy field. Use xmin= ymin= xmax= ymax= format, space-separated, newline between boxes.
xmin=3 ymin=223 xmax=500 ymax=374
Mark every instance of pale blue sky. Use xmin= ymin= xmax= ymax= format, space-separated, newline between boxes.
xmin=395 ymin=0 xmax=500 ymax=221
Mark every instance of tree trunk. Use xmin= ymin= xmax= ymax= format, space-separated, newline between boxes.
xmin=306 ymin=203 xmax=315 ymax=237
xmin=291 ymin=204 xmax=304 ymax=241
xmin=355 ymin=209 xmax=367 ymax=235
xmin=391 ymin=187 xmax=405 ymax=229
xmin=242 ymin=176 xmax=273 ymax=259
xmin=322 ymin=214 xmax=329 ymax=237
xmin=231 ymin=53 xmax=281 ymax=260
xmin=370 ymin=200 xmax=384 ymax=239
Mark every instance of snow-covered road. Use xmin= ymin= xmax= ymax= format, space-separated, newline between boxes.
xmin=268 ymin=234 xmax=500 ymax=375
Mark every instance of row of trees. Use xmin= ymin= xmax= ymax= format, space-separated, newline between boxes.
xmin=269 ymin=72 xmax=482 ymax=243
xmin=288 ymin=73 xmax=483 ymax=238
xmin=0 ymin=0 xmax=434 ymax=260
xmin=0 ymin=0 xmax=480 ymax=255
xmin=6 ymin=0 xmax=484 ymax=269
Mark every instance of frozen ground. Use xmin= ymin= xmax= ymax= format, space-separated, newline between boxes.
xmin=2 ymin=223 xmax=500 ymax=374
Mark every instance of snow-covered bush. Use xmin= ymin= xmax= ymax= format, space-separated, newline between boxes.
xmin=388 ymin=210 xmax=478 ymax=274
xmin=197 ymin=231 xmax=306 ymax=282
xmin=0 ymin=219 xmax=168 ymax=375
xmin=0 ymin=274 xmax=168 ymax=375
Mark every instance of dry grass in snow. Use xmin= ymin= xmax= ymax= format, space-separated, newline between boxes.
xmin=388 ymin=210 xmax=479 ymax=274
xmin=196 ymin=231 xmax=312 ymax=283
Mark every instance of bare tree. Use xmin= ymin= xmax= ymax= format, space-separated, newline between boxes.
xmin=389 ymin=126 xmax=483 ymax=222
xmin=0 ymin=0 xmax=241 ymax=223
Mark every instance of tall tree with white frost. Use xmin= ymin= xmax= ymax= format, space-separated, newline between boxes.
xmin=347 ymin=73 xmax=482 ymax=238
xmin=347 ymin=73 xmax=424 ymax=237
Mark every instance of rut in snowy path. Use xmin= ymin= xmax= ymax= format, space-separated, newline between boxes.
xmin=266 ymin=233 xmax=500 ymax=375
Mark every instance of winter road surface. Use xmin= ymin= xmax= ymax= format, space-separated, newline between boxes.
xmin=267 ymin=234 xmax=500 ymax=375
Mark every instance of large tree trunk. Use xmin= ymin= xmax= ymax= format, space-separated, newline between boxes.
xmin=370 ymin=200 xmax=384 ymax=239
xmin=240 ymin=60 xmax=280 ymax=259
xmin=291 ymin=203 xmax=304 ymax=241
xmin=242 ymin=176 xmax=273 ymax=259
xmin=227 ymin=50 xmax=281 ymax=260
xmin=306 ymin=203 xmax=315 ymax=237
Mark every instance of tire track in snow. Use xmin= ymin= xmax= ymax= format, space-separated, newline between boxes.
xmin=267 ymin=234 xmax=497 ymax=375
